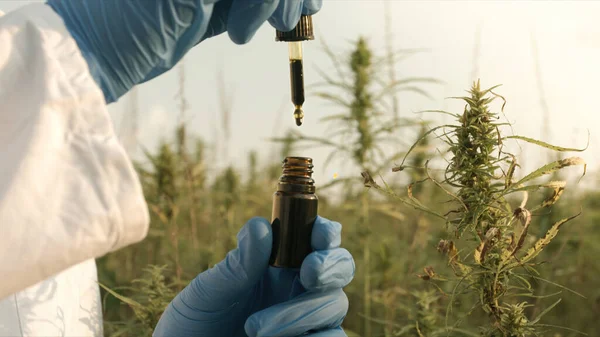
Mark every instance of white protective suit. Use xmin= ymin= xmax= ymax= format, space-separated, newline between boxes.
xmin=0 ymin=4 xmax=150 ymax=337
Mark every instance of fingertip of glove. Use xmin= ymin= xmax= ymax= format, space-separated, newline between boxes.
xmin=267 ymin=16 xmax=296 ymax=33
xmin=305 ymin=327 xmax=348 ymax=337
xmin=245 ymin=289 xmax=348 ymax=337
xmin=312 ymin=216 xmax=342 ymax=250
xmin=248 ymin=216 xmax=271 ymax=228
xmin=302 ymin=0 xmax=323 ymax=15
xmin=268 ymin=0 xmax=303 ymax=32
xmin=340 ymin=289 xmax=349 ymax=310
xmin=241 ymin=217 xmax=272 ymax=251
xmin=227 ymin=30 xmax=252 ymax=45
xmin=300 ymin=248 xmax=355 ymax=292
xmin=244 ymin=317 xmax=259 ymax=337
xmin=227 ymin=0 xmax=279 ymax=45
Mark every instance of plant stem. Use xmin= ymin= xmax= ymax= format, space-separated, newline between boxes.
xmin=361 ymin=190 xmax=372 ymax=337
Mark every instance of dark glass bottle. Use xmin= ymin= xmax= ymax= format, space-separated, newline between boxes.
xmin=269 ymin=157 xmax=318 ymax=268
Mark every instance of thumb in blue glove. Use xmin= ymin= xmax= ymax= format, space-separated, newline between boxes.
xmin=153 ymin=216 xmax=355 ymax=337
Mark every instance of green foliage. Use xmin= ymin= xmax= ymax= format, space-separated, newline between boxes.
xmin=97 ymin=39 xmax=600 ymax=337
xmin=101 ymin=265 xmax=175 ymax=337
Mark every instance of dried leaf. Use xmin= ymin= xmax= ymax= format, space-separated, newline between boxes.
xmin=520 ymin=190 xmax=529 ymax=208
xmin=406 ymin=179 xmax=436 ymax=213
xmin=540 ymin=185 xmax=565 ymax=209
xmin=361 ymin=171 xmax=380 ymax=188
xmin=418 ymin=274 xmax=430 ymax=281
xmin=485 ymin=227 xmax=500 ymax=241
xmin=474 ymin=242 xmax=484 ymax=265
xmin=544 ymin=181 xmax=567 ymax=189
xmin=149 ymin=204 xmax=170 ymax=224
xmin=418 ymin=266 xmax=436 ymax=281
xmin=505 ymin=232 xmax=516 ymax=251
xmin=505 ymin=155 xmax=518 ymax=189
xmin=475 ymin=228 xmax=499 ymax=264
xmin=437 ymin=239 xmax=452 ymax=254
xmin=511 ymin=207 xmax=532 ymax=256
xmin=512 ymin=212 xmax=581 ymax=267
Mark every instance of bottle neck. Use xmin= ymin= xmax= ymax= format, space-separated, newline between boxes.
xmin=277 ymin=157 xmax=315 ymax=194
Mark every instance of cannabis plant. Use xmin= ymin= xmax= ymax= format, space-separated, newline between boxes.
xmin=101 ymin=265 xmax=176 ymax=337
xmin=366 ymin=81 xmax=588 ymax=336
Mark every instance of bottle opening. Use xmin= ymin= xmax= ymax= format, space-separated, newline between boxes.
xmin=278 ymin=157 xmax=315 ymax=193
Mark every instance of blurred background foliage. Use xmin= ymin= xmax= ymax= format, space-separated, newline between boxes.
xmin=97 ymin=35 xmax=599 ymax=337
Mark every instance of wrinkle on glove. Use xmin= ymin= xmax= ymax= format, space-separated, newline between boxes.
xmin=153 ymin=216 xmax=355 ymax=337
xmin=47 ymin=0 xmax=215 ymax=103
xmin=46 ymin=0 xmax=323 ymax=103
xmin=244 ymin=289 xmax=348 ymax=337
xmin=300 ymin=248 xmax=355 ymax=292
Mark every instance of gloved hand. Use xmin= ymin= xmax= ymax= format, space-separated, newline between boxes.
xmin=46 ymin=0 xmax=323 ymax=104
xmin=153 ymin=216 xmax=355 ymax=337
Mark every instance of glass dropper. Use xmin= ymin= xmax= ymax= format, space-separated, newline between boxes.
xmin=276 ymin=15 xmax=314 ymax=127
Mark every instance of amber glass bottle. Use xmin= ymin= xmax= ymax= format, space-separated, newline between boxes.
xmin=269 ymin=157 xmax=318 ymax=268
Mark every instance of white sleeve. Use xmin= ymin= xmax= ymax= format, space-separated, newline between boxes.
xmin=0 ymin=4 xmax=149 ymax=300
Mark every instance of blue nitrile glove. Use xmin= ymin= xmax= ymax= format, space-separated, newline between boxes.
xmin=46 ymin=0 xmax=323 ymax=104
xmin=153 ymin=216 xmax=355 ymax=337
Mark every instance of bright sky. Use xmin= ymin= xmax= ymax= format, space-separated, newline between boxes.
xmin=2 ymin=1 xmax=599 ymax=191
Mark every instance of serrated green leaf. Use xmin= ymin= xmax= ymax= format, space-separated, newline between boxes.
xmin=98 ymin=282 xmax=143 ymax=309
xmin=314 ymin=92 xmax=352 ymax=108
xmin=506 ymin=133 xmax=589 ymax=152
xmin=414 ymin=109 xmax=462 ymax=119
xmin=514 ymin=157 xmax=586 ymax=187
xmin=530 ymin=298 xmax=562 ymax=324
xmin=398 ymin=124 xmax=457 ymax=168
